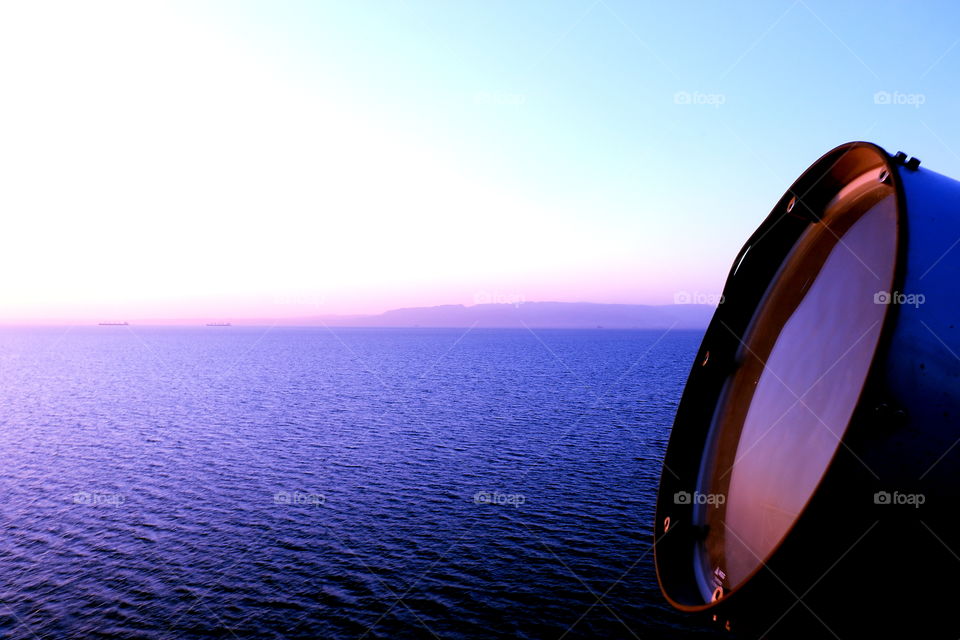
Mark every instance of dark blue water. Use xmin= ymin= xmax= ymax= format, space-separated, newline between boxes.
xmin=0 ymin=326 xmax=718 ymax=639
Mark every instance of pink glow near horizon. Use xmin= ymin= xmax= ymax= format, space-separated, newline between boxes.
xmin=0 ymin=2 xmax=739 ymax=324
xmin=0 ymin=272 xmax=719 ymax=324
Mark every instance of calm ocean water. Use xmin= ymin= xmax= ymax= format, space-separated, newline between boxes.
xmin=0 ymin=326 xmax=721 ymax=639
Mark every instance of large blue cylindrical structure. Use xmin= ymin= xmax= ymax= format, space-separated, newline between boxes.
xmin=655 ymin=142 xmax=960 ymax=637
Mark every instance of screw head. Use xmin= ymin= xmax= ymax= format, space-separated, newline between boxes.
xmin=786 ymin=196 xmax=797 ymax=213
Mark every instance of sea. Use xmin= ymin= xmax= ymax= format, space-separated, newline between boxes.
xmin=0 ymin=326 xmax=724 ymax=639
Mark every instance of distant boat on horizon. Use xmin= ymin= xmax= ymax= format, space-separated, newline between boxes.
xmin=206 ymin=322 xmax=232 ymax=327
xmin=98 ymin=321 xmax=129 ymax=326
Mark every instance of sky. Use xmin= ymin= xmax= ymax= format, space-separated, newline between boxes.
xmin=1 ymin=0 xmax=959 ymax=321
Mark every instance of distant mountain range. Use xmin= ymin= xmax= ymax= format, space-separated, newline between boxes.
xmin=291 ymin=302 xmax=716 ymax=329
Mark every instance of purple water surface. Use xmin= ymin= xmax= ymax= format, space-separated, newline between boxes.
xmin=0 ymin=327 xmax=715 ymax=639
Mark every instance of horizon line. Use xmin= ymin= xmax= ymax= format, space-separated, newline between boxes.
xmin=0 ymin=300 xmax=719 ymax=327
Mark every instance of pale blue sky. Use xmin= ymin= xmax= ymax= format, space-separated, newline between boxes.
xmin=2 ymin=1 xmax=958 ymax=319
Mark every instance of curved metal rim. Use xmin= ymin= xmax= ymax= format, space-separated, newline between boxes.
xmin=653 ymin=140 xmax=908 ymax=615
